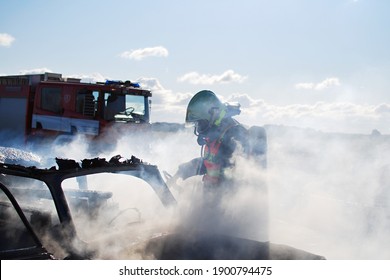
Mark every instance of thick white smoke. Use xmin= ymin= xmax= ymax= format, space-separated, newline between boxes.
xmin=1 ymin=123 xmax=390 ymax=259
xmin=95 ymin=124 xmax=390 ymax=259
xmin=265 ymin=126 xmax=390 ymax=259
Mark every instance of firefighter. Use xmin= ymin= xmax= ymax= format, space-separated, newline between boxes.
xmin=168 ymin=90 xmax=269 ymax=240
xmin=169 ymin=90 xmax=250 ymax=195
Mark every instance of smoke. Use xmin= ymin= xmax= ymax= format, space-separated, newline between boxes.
xmin=265 ymin=126 xmax=390 ymax=259
xmin=77 ymin=125 xmax=270 ymax=259
xmin=44 ymin=126 xmax=271 ymax=259
xmin=2 ymin=123 xmax=390 ymax=259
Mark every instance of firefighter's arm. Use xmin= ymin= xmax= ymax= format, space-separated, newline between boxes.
xmin=173 ymin=157 xmax=205 ymax=182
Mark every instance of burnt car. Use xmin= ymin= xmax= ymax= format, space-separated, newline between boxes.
xmin=0 ymin=154 xmax=177 ymax=259
xmin=0 ymin=152 xmax=325 ymax=260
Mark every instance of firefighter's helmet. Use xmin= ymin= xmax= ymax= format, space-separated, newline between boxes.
xmin=185 ymin=90 xmax=226 ymax=134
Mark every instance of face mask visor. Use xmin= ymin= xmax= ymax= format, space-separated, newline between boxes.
xmin=194 ymin=119 xmax=210 ymax=136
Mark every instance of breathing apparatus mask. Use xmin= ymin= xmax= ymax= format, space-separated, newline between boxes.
xmin=193 ymin=106 xmax=226 ymax=136
xmin=194 ymin=119 xmax=210 ymax=136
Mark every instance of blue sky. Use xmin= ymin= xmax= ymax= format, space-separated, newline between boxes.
xmin=1 ymin=0 xmax=390 ymax=134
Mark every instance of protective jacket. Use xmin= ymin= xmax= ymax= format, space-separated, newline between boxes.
xmin=177 ymin=117 xmax=249 ymax=188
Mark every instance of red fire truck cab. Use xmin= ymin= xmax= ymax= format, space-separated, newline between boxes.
xmin=0 ymin=72 xmax=152 ymax=142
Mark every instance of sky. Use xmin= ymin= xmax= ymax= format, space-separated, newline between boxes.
xmin=1 ymin=0 xmax=390 ymax=134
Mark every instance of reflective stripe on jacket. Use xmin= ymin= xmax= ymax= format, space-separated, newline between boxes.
xmin=202 ymin=123 xmax=238 ymax=185
xmin=203 ymin=139 xmax=222 ymax=184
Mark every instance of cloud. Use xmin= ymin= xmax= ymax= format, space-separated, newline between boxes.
xmin=19 ymin=68 xmax=53 ymax=74
xmin=374 ymin=104 xmax=390 ymax=114
xmin=69 ymin=72 xmax=107 ymax=83
xmin=129 ymin=77 xmax=390 ymax=133
xmin=138 ymin=77 xmax=167 ymax=93
xmin=234 ymin=96 xmax=380 ymax=120
xmin=0 ymin=33 xmax=15 ymax=47
xmin=137 ymin=77 xmax=194 ymax=106
xmin=177 ymin=70 xmax=247 ymax=85
xmin=225 ymin=93 xmax=261 ymax=108
xmin=221 ymin=92 xmax=390 ymax=133
xmin=138 ymin=77 xmax=192 ymax=122
xmin=295 ymin=77 xmax=340 ymax=91
xmin=120 ymin=46 xmax=168 ymax=60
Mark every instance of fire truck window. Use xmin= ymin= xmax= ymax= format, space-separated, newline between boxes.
xmin=126 ymin=95 xmax=145 ymax=116
xmin=104 ymin=93 xmax=125 ymax=120
xmin=41 ymin=87 xmax=62 ymax=114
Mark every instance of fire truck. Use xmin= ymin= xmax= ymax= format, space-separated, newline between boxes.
xmin=0 ymin=72 xmax=152 ymax=143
